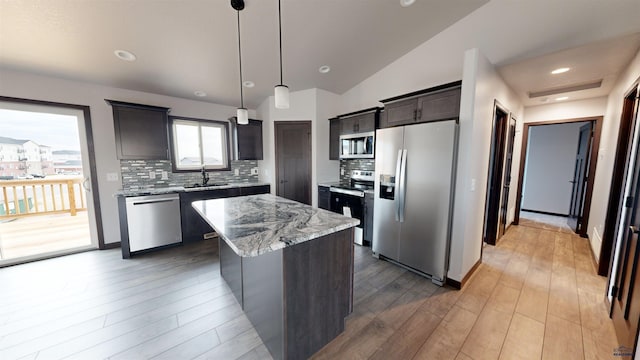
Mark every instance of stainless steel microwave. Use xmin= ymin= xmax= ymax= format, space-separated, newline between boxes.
xmin=340 ymin=131 xmax=375 ymax=159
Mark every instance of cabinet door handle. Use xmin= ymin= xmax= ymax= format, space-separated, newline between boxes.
xmin=630 ymin=226 xmax=640 ymax=234
xmin=417 ymin=109 xmax=422 ymax=120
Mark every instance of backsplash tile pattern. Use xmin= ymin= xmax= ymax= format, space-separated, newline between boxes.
xmin=120 ymin=160 xmax=258 ymax=190
xmin=340 ymin=159 xmax=375 ymax=183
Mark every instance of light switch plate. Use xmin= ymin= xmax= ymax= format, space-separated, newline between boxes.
xmin=149 ymin=171 xmax=156 ymax=179
xmin=234 ymin=168 xmax=240 ymax=176
xmin=106 ymin=173 xmax=119 ymax=182
xmin=251 ymin=167 xmax=258 ymax=175
xmin=161 ymin=171 xmax=169 ymax=180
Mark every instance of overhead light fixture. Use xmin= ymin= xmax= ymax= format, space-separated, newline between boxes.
xmin=318 ymin=65 xmax=331 ymax=74
xmin=114 ymin=49 xmax=136 ymax=62
xmin=243 ymin=80 xmax=255 ymax=88
xmin=400 ymin=0 xmax=416 ymax=7
xmin=232 ymin=0 xmax=248 ymax=125
xmin=274 ymin=0 xmax=290 ymax=109
xmin=555 ymin=96 xmax=569 ymax=101
xmin=194 ymin=90 xmax=207 ymax=97
xmin=551 ymin=67 xmax=570 ymax=74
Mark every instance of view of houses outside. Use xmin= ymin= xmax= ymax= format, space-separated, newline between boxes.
xmin=0 ymin=108 xmax=90 ymax=261
xmin=0 ymin=109 xmax=82 ymax=179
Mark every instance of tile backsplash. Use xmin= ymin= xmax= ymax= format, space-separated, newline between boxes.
xmin=340 ymin=159 xmax=375 ymax=183
xmin=120 ymin=160 xmax=258 ymax=191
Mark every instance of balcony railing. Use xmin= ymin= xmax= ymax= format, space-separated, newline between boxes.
xmin=0 ymin=176 xmax=86 ymax=218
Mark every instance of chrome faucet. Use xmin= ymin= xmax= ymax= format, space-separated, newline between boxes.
xmin=201 ymin=166 xmax=209 ymax=186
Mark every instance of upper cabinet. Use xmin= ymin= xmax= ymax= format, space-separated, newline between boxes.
xmin=329 ymin=118 xmax=340 ymax=160
xmin=235 ymin=119 xmax=263 ymax=160
xmin=339 ymin=108 xmax=379 ymax=135
xmin=379 ymin=81 xmax=461 ymax=129
xmin=107 ymin=100 xmax=171 ymax=160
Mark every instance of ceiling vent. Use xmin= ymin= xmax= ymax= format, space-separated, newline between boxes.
xmin=528 ymin=79 xmax=603 ymax=98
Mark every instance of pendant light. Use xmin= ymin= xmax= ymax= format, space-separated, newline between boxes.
xmin=274 ymin=0 xmax=290 ymax=109
xmin=232 ymin=0 xmax=249 ymax=124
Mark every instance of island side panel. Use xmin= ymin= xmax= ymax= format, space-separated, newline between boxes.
xmin=242 ymin=249 xmax=285 ymax=360
xmin=283 ymin=228 xmax=354 ymax=359
xmin=219 ymin=238 xmax=243 ymax=307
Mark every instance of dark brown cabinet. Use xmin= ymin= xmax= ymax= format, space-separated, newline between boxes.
xmin=329 ymin=118 xmax=340 ymax=160
xmin=107 ymin=100 xmax=171 ymax=160
xmin=318 ymin=185 xmax=330 ymax=210
xmin=417 ymin=87 xmax=461 ymax=123
xmin=380 ymin=98 xmax=418 ymax=128
xmin=379 ymin=82 xmax=461 ymax=129
xmin=236 ymin=119 xmax=263 ymax=160
xmin=180 ymin=185 xmax=270 ymax=242
xmin=339 ymin=110 xmax=377 ymax=135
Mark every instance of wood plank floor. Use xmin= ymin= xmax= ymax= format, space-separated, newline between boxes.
xmin=0 ymin=224 xmax=619 ymax=360
xmin=0 ymin=212 xmax=91 ymax=261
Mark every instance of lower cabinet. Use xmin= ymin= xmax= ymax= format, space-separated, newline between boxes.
xmin=180 ymin=185 xmax=270 ymax=242
xmin=318 ymin=185 xmax=330 ymax=210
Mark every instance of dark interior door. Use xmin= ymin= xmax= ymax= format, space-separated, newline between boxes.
xmin=483 ymin=105 xmax=508 ymax=245
xmin=275 ymin=121 xmax=312 ymax=205
xmin=568 ymin=123 xmax=593 ymax=232
xmin=498 ymin=117 xmax=516 ymax=237
xmin=611 ymin=127 xmax=640 ymax=352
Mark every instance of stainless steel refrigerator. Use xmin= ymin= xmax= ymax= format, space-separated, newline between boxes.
xmin=372 ymin=120 xmax=458 ymax=285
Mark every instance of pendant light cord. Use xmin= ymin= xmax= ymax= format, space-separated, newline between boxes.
xmin=278 ymin=0 xmax=283 ymax=86
xmin=237 ymin=10 xmax=244 ymax=108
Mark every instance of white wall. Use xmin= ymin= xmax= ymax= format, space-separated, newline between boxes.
xmin=589 ymin=49 xmax=640 ymax=260
xmin=447 ymin=48 xmax=523 ymax=282
xmin=524 ymin=97 xmax=608 ymax=123
xmin=0 ymin=69 xmax=250 ymax=245
xmin=256 ymin=88 xmax=340 ymax=207
xmin=521 ymin=122 xmax=589 ymax=215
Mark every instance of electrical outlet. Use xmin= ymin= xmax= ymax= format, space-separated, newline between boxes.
xmin=106 ymin=173 xmax=119 ymax=182
xmin=149 ymin=171 xmax=156 ymax=179
xmin=470 ymin=178 xmax=476 ymax=192
xmin=161 ymin=171 xmax=169 ymax=180
xmin=234 ymin=168 xmax=239 ymax=176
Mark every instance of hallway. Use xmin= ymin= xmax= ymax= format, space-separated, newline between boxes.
xmin=315 ymin=223 xmax=619 ymax=359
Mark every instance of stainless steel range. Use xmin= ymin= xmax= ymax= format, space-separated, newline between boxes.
xmin=329 ymin=170 xmax=374 ymax=245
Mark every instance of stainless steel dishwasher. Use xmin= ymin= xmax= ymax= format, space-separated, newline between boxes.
xmin=125 ymin=193 xmax=182 ymax=253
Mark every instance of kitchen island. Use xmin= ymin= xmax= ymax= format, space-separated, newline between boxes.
xmin=192 ymin=194 xmax=359 ymax=360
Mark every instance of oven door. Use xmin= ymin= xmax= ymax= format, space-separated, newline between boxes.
xmin=330 ymin=190 xmax=364 ymax=245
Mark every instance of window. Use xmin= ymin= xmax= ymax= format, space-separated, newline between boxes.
xmin=169 ymin=117 xmax=230 ymax=171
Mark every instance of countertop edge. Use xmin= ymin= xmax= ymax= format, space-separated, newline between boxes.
xmin=192 ymin=196 xmax=359 ymax=258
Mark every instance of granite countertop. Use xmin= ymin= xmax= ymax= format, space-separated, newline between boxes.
xmin=114 ymin=182 xmax=271 ymax=197
xmin=192 ymin=194 xmax=360 ymax=257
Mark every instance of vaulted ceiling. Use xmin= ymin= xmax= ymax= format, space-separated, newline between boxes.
xmin=1 ymin=0 xmax=640 ymax=110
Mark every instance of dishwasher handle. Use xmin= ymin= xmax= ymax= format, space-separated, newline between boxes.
xmin=131 ymin=199 xmax=177 ymax=206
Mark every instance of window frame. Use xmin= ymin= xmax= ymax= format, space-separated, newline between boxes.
xmin=168 ymin=115 xmax=231 ymax=172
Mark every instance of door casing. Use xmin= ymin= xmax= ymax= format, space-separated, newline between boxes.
xmin=514 ymin=116 xmax=603 ymax=239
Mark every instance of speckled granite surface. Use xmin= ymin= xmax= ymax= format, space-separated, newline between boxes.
xmin=114 ymin=182 xmax=271 ymax=197
xmin=192 ymin=194 xmax=359 ymax=257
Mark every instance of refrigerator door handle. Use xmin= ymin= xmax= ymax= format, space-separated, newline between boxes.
xmin=395 ymin=149 xmax=403 ymax=221
xmin=399 ymin=149 xmax=408 ymax=222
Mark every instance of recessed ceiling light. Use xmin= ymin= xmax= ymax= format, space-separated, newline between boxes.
xmin=194 ymin=90 xmax=207 ymax=97
xmin=400 ymin=0 xmax=416 ymax=7
xmin=555 ymin=96 xmax=569 ymax=101
xmin=551 ymin=67 xmax=570 ymax=75
xmin=243 ymin=80 xmax=255 ymax=88
xmin=114 ymin=49 xmax=136 ymax=62
xmin=318 ymin=65 xmax=331 ymax=74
